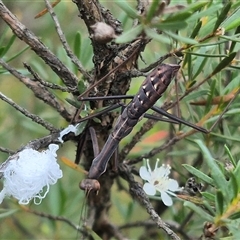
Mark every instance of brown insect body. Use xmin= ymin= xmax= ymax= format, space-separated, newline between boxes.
xmin=81 ymin=64 xmax=180 ymax=184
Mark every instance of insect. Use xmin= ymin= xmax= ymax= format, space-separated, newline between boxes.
xmin=184 ymin=177 xmax=204 ymax=196
xmin=80 ymin=63 xmax=208 ymax=192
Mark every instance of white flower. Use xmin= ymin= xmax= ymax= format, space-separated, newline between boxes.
xmin=0 ymin=144 xmax=62 ymax=205
xmin=139 ymin=159 xmax=181 ymax=206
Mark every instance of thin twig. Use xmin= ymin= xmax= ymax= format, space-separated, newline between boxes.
xmin=77 ymin=39 xmax=144 ymax=99
xmin=0 ymin=146 xmax=14 ymax=155
xmin=23 ymin=63 xmax=72 ymax=92
xmin=0 ymin=58 xmax=72 ymax=121
xmin=0 ymin=1 xmax=78 ymax=89
xmin=0 ymin=92 xmax=57 ymax=132
xmin=44 ymin=0 xmax=91 ymax=81
xmin=22 ymin=207 xmax=84 ymax=233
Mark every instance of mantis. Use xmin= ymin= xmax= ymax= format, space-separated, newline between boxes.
xmin=79 ymin=63 xmax=208 ymax=192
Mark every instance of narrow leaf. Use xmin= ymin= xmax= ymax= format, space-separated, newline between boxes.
xmin=221 ymin=7 xmax=240 ymax=31
xmin=203 ymin=200 xmax=216 ymax=216
xmin=0 ymin=35 xmax=16 ymax=57
xmin=165 ymin=11 xmax=192 ymax=22
xmin=233 ymin=161 xmax=240 ymax=188
xmin=164 ymin=31 xmax=198 ymax=44
xmin=61 ymin=156 xmax=87 ymax=174
xmin=184 ymin=1 xmax=209 ymax=12
xmin=188 ymin=4 xmax=222 ymax=23
xmin=146 ymin=0 xmax=161 ymax=22
xmin=211 ymin=52 xmax=236 ymax=76
xmin=229 ymin=211 xmax=240 ymax=220
xmin=194 ymin=140 xmax=229 ymax=197
xmin=78 ymin=80 xmax=87 ymax=94
xmin=184 ymin=201 xmax=214 ymax=222
xmin=144 ymin=28 xmax=171 ymax=45
xmin=215 ymin=190 xmax=224 ymax=216
xmin=224 ymin=145 xmax=236 ymax=168
xmin=213 ymin=2 xmax=232 ymax=32
xmin=229 ymin=26 xmax=240 ymax=52
xmin=116 ymin=1 xmax=139 ymax=19
xmin=201 ymin=192 xmax=215 ymax=202
xmin=182 ymin=164 xmax=214 ymax=185
xmin=115 ymin=25 xmax=143 ymax=43
xmin=73 ymin=32 xmax=81 ymax=60
xmin=0 ymin=209 xmax=18 ymax=219
xmin=228 ymin=172 xmax=239 ymax=200
xmin=225 ymin=18 xmax=240 ymax=31
xmin=6 ymin=46 xmax=29 ymax=63
xmin=75 ymin=121 xmax=88 ymax=136
xmin=65 ymin=98 xmax=82 ymax=108
xmin=153 ymin=21 xmax=187 ymax=31
xmin=190 ymin=21 xmax=202 ymax=39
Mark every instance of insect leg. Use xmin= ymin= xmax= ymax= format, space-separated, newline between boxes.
xmin=151 ymin=105 xmax=208 ymax=133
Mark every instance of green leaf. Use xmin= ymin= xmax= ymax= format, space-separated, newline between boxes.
xmin=190 ymin=21 xmax=202 ymax=39
xmin=144 ymin=28 xmax=171 ymax=45
xmin=184 ymin=1 xmax=209 ymax=12
xmin=153 ymin=21 xmax=187 ymax=31
xmin=221 ymin=7 xmax=240 ymax=31
xmin=202 ymin=200 xmax=216 ymax=216
xmin=213 ymin=2 xmax=232 ymax=32
xmin=0 ymin=209 xmax=18 ymax=219
xmin=201 ymin=192 xmax=215 ymax=202
xmin=228 ymin=172 xmax=239 ymax=200
xmin=48 ymin=182 xmax=65 ymax=215
xmin=211 ymin=52 xmax=236 ymax=76
xmin=215 ymin=190 xmax=224 ymax=216
xmin=224 ymin=145 xmax=236 ymax=168
xmin=84 ymin=226 xmax=103 ymax=240
xmin=146 ymin=0 xmax=161 ymax=22
xmin=0 ymin=34 xmax=16 ymax=57
xmin=73 ymin=31 xmax=81 ymax=60
xmin=164 ymin=31 xmax=198 ymax=44
xmin=182 ymin=164 xmax=214 ymax=185
xmin=116 ymin=1 xmax=139 ymax=19
xmin=192 ymin=57 xmax=209 ymax=80
xmin=188 ymin=4 xmax=222 ymax=23
xmin=165 ymin=11 xmax=192 ymax=22
xmin=182 ymin=89 xmax=209 ymax=103
xmin=226 ymin=219 xmax=240 ymax=239
xmin=65 ymin=98 xmax=82 ymax=108
xmin=234 ymin=161 xmax=240 ymax=188
xmin=78 ymin=80 xmax=87 ymax=94
xmin=75 ymin=121 xmax=88 ymax=136
xmin=194 ymin=140 xmax=229 ymax=197
xmin=229 ymin=26 xmax=240 ymax=52
xmin=115 ymin=25 xmax=143 ymax=43
xmin=229 ymin=211 xmax=240 ymax=220
xmin=6 ymin=46 xmax=29 ymax=63
xmin=184 ymin=201 xmax=214 ymax=222
xmin=0 ymin=27 xmax=9 ymax=46
xmin=92 ymin=117 xmax=101 ymax=123
xmin=225 ymin=18 xmax=240 ymax=31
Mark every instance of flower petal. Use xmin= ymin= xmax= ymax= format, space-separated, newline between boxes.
xmin=161 ymin=191 xmax=173 ymax=206
xmin=143 ymin=183 xmax=156 ymax=196
xmin=139 ymin=166 xmax=151 ymax=181
xmin=168 ymin=179 xmax=179 ymax=192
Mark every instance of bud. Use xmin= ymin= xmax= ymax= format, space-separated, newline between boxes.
xmin=90 ymin=22 xmax=117 ymax=44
